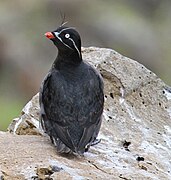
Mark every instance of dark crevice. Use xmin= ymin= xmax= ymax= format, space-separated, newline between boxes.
xmin=110 ymin=93 xmax=114 ymax=99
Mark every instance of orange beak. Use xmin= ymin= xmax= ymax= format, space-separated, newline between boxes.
xmin=45 ymin=32 xmax=55 ymax=39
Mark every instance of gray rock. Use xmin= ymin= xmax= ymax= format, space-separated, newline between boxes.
xmin=8 ymin=93 xmax=42 ymax=135
xmin=3 ymin=47 xmax=171 ymax=179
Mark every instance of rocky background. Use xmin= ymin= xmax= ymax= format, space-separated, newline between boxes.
xmin=1 ymin=47 xmax=171 ymax=179
xmin=0 ymin=0 xmax=171 ymax=130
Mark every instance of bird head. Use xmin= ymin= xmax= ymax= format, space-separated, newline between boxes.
xmin=45 ymin=26 xmax=81 ymax=58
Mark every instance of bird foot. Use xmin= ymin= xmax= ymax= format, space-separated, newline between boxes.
xmin=91 ymin=138 xmax=101 ymax=146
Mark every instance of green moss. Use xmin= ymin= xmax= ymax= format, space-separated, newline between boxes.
xmin=0 ymin=97 xmax=23 ymax=131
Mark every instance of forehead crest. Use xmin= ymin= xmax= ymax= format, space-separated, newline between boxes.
xmin=56 ymin=27 xmax=76 ymax=34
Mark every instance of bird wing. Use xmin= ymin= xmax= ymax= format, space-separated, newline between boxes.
xmin=76 ymin=66 xmax=104 ymax=150
xmin=40 ymin=66 xmax=104 ymax=152
xmin=40 ymin=69 xmax=79 ymax=150
xmin=39 ymin=71 xmax=52 ymax=132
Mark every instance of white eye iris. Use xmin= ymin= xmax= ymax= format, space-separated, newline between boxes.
xmin=65 ymin=33 xmax=70 ymax=38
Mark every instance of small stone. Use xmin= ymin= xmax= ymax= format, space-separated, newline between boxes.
xmin=136 ymin=156 xmax=145 ymax=162
xmin=122 ymin=140 xmax=131 ymax=151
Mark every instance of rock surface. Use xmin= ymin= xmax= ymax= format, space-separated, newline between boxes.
xmin=1 ymin=47 xmax=171 ymax=179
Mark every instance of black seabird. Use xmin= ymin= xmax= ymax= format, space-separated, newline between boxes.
xmin=39 ymin=25 xmax=104 ymax=155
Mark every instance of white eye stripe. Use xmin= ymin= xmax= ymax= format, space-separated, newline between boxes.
xmin=68 ymin=37 xmax=81 ymax=57
xmin=54 ymin=28 xmax=81 ymax=57
xmin=54 ymin=32 xmax=73 ymax=50
xmin=54 ymin=31 xmax=60 ymax=37
xmin=54 ymin=27 xmax=75 ymax=38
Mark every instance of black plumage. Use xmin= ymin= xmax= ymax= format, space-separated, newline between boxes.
xmin=39 ymin=25 xmax=104 ymax=155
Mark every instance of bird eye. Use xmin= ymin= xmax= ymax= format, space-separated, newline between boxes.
xmin=65 ymin=33 xmax=70 ymax=38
